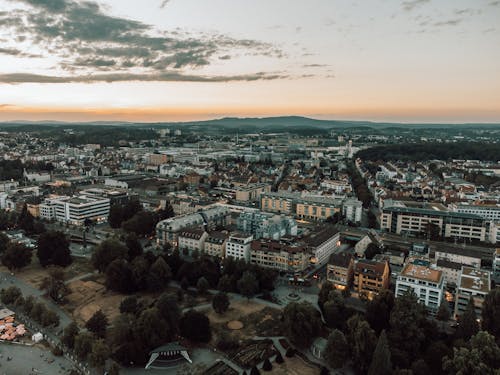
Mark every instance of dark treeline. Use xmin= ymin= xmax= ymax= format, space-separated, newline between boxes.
xmin=356 ymin=142 xmax=500 ymax=162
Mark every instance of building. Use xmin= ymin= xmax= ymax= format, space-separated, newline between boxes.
xmin=148 ymin=153 xmax=171 ymax=166
xmin=453 ymin=204 xmax=500 ymax=223
xmin=434 ymin=247 xmax=483 ymax=269
xmin=353 ymin=259 xmax=390 ymax=299
xmin=381 ymin=205 xmax=493 ymax=243
xmin=204 ymin=231 xmax=229 ymax=258
xmin=302 ymin=226 xmax=341 ymax=265
xmin=236 ymin=211 xmax=297 ymax=240
xmin=225 ymin=232 xmax=253 ymax=262
xmin=295 ymin=196 xmax=342 ymax=221
xmin=261 ymin=191 xmax=297 ymax=215
xmin=156 ymin=206 xmax=229 ymax=247
xmin=396 ymin=262 xmax=445 ymax=313
xmin=235 ymin=183 xmax=271 ymax=202
xmin=493 ymin=248 xmax=500 ymax=282
xmin=435 ymin=259 xmax=464 ymax=287
xmin=342 ymin=198 xmax=363 ymax=223
xmin=454 ymin=266 xmax=491 ymax=319
xmin=250 ymin=238 xmax=309 ymax=273
xmin=326 ymin=252 xmax=354 ymax=290
xmin=177 ymin=229 xmax=208 ymax=256
xmin=39 ymin=194 xmax=110 ymax=225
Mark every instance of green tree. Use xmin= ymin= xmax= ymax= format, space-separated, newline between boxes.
xmin=74 ymin=332 xmax=94 ymax=360
xmin=92 ymin=239 xmax=127 ymax=272
xmin=125 ymin=233 xmax=143 ymax=260
xmin=436 ymin=302 xmax=451 ymax=329
xmin=107 ymin=363 xmax=121 ymax=375
xmin=120 ymin=296 xmax=138 ymax=315
xmin=156 ymin=293 xmax=181 ymax=340
xmin=61 ymin=321 xmax=79 ymax=349
xmin=457 ymin=297 xmax=479 ymax=341
xmin=347 ymin=315 xmax=377 ymax=374
xmin=109 ymin=204 xmax=124 ymax=228
xmin=366 ymin=289 xmax=395 ymax=333
xmin=323 ymin=291 xmax=346 ymax=329
xmin=180 ymin=310 xmax=211 ymax=343
xmin=0 ymin=231 xmax=10 ymax=254
xmin=368 ymin=330 xmax=392 ymax=375
xmin=318 ymin=280 xmax=334 ymax=311
xmin=217 ymin=274 xmax=233 ymax=292
xmin=85 ymin=310 xmax=109 ymax=338
xmin=0 ymin=286 xmax=22 ymax=304
xmin=40 ymin=267 xmax=68 ymax=303
xmin=1 ymin=242 xmax=32 ymax=271
xmin=197 ymin=276 xmax=210 ymax=294
xmin=212 ymin=292 xmax=230 ymax=314
xmin=37 ymin=230 xmax=72 ymax=267
xmin=283 ymin=301 xmax=322 ymax=348
xmin=88 ymin=339 xmax=111 ymax=368
xmin=105 ymin=258 xmax=134 ymax=293
xmin=324 ymin=329 xmax=349 ymax=369
xmin=237 ymin=271 xmax=259 ymax=300
xmin=262 ymin=358 xmax=272 ymax=371
xmin=147 ymin=256 xmax=172 ymax=292
xmin=18 ymin=204 xmax=34 ymax=233
xmin=481 ymin=289 xmax=500 ymax=339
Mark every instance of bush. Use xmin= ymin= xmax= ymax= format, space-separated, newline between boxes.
xmin=52 ymin=346 xmax=63 ymax=356
xmin=275 ymin=352 xmax=284 ymax=364
xmin=250 ymin=366 xmax=260 ymax=375
xmin=285 ymin=348 xmax=295 ymax=357
xmin=262 ymin=358 xmax=272 ymax=371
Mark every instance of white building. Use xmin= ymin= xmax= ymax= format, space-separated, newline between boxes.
xmin=225 ymin=233 xmax=253 ymax=262
xmin=303 ymin=226 xmax=341 ymax=265
xmin=453 ymin=204 xmax=500 ymax=223
xmin=40 ymin=195 xmax=110 ymax=225
xmin=454 ymin=266 xmax=491 ymax=319
xmin=342 ymin=198 xmax=363 ymax=223
xmin=178 ymin=229 xmax=208 ymax=256
xmin=395 ymin=261 xmax=445 ymax=314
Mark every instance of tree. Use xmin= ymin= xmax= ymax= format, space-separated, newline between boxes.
xmin=41 ymin=309 xmax=60 ymax=327
xmin=125 ymin=233 xmax=143 ymax=260
xmin=88 ymin=339 xmax=111 ymax=368
xmin=217 ymin=274 xmax=233 ymax=292
xmin=37 ymin=231 xmax=72 ymax=267
xmin=105 ymin=258 xmax=134 ymax=293
xmin=324 ymin=329 xmax=349 ymax=369
xmin=122 ymin=211 xmax=157 ymax=236
xmin=40 ymin=267 xmax=68 ymax=303
xmin=250 ymin=366 xmax=260 ymax=375
xmin=0 ymin=286 xmax=22 ymax=304
xmin=156 ymin=293 xmax=181 ymax=340
xmin=323 ymin=292 xmax=346 ymax=330
xmin=212 ymin=292 xmax=230 ymax=314
xmin=237 ymin=271 xmax=259 ymax=300
xmin=74 ymin=332 xmax=94 ymax=360
xmin=388 ymin=290 xmax=427 ymax=369
xmin=436 ymin=302 xmax=451 ymax=328
xmin=109 ymin=204 xmax=124 ymax=228
xmin=61 ymin=322 xmax=79 ymax=349
xmin=283 ymin=301 xmax=322 ymax=348
xmin=92 ymin=239 xmax=127 ymax=272
xmin=318 ymin=281 xmax=334 ymax=311
xmin=347 ymin=315 xmax=377 ymax=374
xmin=197 ymin=276 xmax=210 ymax=294
xmin=85 ymin=310 xmax=109 ymax=338
xmin=179 ymin=310 xmax=211 ymax=343
xmin=147 ymin=257 xmax=172 ymax=292
xmin=108 ymin=363 xmax=121 ymax=375
xmin=120 ymin=296 xmax=139 ymax=315
xmin=275 ymin=352 xmax=284 ymax=364
xmin=262 ymin=358 xmax=272 ymax=371
xmin=411 ymin=359 xmax=431 ymax=375
xmin=368 ymin=330 xmax=392 ymax=375
xmin=1 ymin=242 xmax=32 ymax=271
xmin=457 ymin=297 xmax=479 ymax=341
xmin=18 ymin=204 xmax=34 ymax=233
xmin=365 ymin=243 xmax=382 ymax=260
xmin=366 ymin=289 xmax=395 ymax=333
xmin=0 ymin=231 xmax=10 ymax=254
xmin=481 ymin=289 xmax=500 ymax=339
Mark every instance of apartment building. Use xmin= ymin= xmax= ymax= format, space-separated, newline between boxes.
xmin=396 ymin=262 xmax=445 ymax=313
xmin=177 ymin=229 xmax=208 ymax=256
xmin=435 ymin=259 xmax=463 ymax=287
xmin=302 ymin=226 xmax=341 ymax=265
xmin=295 ymin=196 xmax=342 ymax=221
xmin=493 ymin=248 xmax=500 ymax=282
xmin=342 ymin=198 xmax=363 ymax=223
xmin=453 ymin=204 xmax=500 ymax=223
xmin=434 ymin=247 xmax=482 ymax=269
xmin=156 ymin=206 xmax=229 ymax=247
xmin=327 ymin=252 xmax=354 ymax=290
xmin=250 ymin=239 xmax=309 ymax=273
xmin=236 ymin=211 xmax=297 ymax=240
xmin=235 ymin=183 xmax=271 ymax=202
xmin=260 ymin=191 xmax=297 ymax=215
xmin=204 ymin=231 xmax=229 ymax=258
xmin=381 ymin=205 xmax=492 ymax=243
xmin=353 ymin=259 xmax=390 ymax=299
xmin=225 ymin=233 xmax=253 ymax=262
xmin=454 ymin=266 xmax=491 ymax=319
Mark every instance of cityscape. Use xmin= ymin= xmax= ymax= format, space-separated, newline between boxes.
xmin=1 ymin=1 xmax=500 ymax=375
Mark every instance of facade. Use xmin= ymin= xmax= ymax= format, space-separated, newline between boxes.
xmin=225 ymin=233 xmax=253 ymax=262
xmin=434 ymin=247 xmax=482 ymax=269
xmin=39 ymin=195 xmax=110 ymax=225
xmin=260 ymin=191 xmax=297 ymax=215
xmin=234 ymin=183 xmax=271 ymax=202
xmin=303 ymin=226 xmax=341 ymax=265
xmin=454 ymin=266 xmax=491 ymax=319
xmin=342 ymin=198 xmax=363 ymax=223
xmin=177 ymin=229 xmax=208 ymax=255
xmin=236 ymin=211 xmax=297 ymax=240
xmin=353 ymin=259 xmax=390 ymax=299
xmin=454 ymin=204 xmax=500 ymax=223
xmin=156 ymin=206 xmax=229 ymax=247
xmin=435 ymin=259 xmax=463 ymax=287
xmin=295 ymin=196 xmax=342 ymax=221
xmin=204 ymin=231 xmax=228 ymax=258
xmin=395 ymin=262 xmax=445 ymax=313
xmin=381 ymin=206 xmax=492 ymax=243
xmin=493 ymin=248 xmax=500 ymax=282
xmin=148 ymin=153 xmax=170 ymax=166
xmin=250 ymin=239 xmax=309 ymax=273
xmin=326 ymin=252 xmax=354 ymax=290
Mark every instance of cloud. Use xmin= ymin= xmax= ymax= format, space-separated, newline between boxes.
xmin=0 ymin=0 xmax=287 ymax=83
xmin=433 ymin=19 xmax=462 ymax=27
xmin=0 ymin=47 xmax=40 ymax=58
xmin=159 ymin=0 xmax=171 ymax=8
xmin=489 ymin=1 xmax=500 ymax=6
xmin=302 ymin=64 xmax=329 ymax=68
xmin=402 ymin=0 xmax=430 ymax=11
xmin=0 ymin=71 xmax=288 ymax=84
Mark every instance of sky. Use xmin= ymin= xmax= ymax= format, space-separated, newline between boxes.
xmin=0 ymin=0 xmax=499 ymax=123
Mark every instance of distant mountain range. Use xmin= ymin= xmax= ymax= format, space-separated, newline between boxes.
xmin=1 ymin=116 xmax=499 ymax=129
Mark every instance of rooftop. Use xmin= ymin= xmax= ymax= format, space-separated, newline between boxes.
xmin=400 ymin=263 xmax=442 ymax=283
xmin=459 ymin=266 xmax=491 ymax=293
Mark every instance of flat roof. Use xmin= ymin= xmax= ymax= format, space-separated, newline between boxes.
xmin=383 ymin=206 xmax=484 ymax=220
xmin=459 ymin=267 xmax=491 ymax=293
xmin=401 ymin=263 xmax=442 ymax=283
